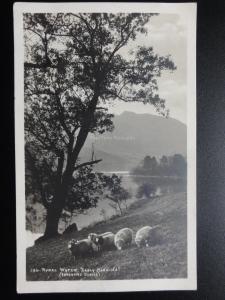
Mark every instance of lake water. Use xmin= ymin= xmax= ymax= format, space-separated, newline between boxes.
xmin=26 ymin=173 xmax=186 ymax=247
xmin=26 ymin=231 xmax=43 ymax=248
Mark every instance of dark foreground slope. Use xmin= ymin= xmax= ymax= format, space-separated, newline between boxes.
xmin=27 ymin=192 xmax=187 ymax=281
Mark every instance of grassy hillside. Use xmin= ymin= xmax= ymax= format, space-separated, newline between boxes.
xmin=26 ymin=192 xmax=187 ymax=281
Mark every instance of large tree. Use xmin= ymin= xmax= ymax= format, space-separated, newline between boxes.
xmin=24 ymin=13 xmax=176 ymax=239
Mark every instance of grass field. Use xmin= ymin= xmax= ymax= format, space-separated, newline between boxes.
xmin=26 ymin=192 xmax=187 ymax=281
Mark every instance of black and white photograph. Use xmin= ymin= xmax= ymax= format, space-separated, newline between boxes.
xmin=14 ymin=2 xmax=196 ymax=293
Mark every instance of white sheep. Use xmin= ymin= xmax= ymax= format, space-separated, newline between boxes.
xmin=135 ymin=225 xmax=162 ymax=248
xmin=88 ymin=233 xmax=98 ymax=242
xmin=88 ymin=232 xmax=112 ymax=242
xmin=88 ymin=233 xmax=100 ymax=251
xmin=114 ymin=228 xmax=133 ymax=250
xmin=88 ymin=232 xmax=114 ymax=251
xmin=96 ymin=232 xmax=115 ymax=250
xmin=68 ymin=238 xmax=97 ymax=258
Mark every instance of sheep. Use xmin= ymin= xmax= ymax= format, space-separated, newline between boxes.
xmin=88 ymin=232 xmax=115 ymax=251
xmin=88 ymin=233 xmax=98 ymax=242
xmin=96 ymin=232 xmax=115 ymax=250
xmin=68 ymin=238 xmax=97 ymax=258
xmin=135 ymin=225 xmax=162 ymax=248
xmin=114 ymin=228 xmax=133 ymax=250
xmin=88 ymin=232 xmax=112 ymax=243
xmin=87 ymin=233 xmax=101 ymax=251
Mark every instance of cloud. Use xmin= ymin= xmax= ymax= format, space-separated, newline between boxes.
xmin=157 ymin=77 xmax=187 ymax=123
xmin=110 ymin=13 xmax=188 ymax=124
xmin=147 ymin=22 xmax=186 ymax=40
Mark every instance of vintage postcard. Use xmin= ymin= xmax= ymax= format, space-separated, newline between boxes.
xmin=14 ymin=2 xmax=197 ymax=293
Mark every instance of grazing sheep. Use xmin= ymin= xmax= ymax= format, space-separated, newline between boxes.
xmin=87 ymin=233 xmax=101 ymax=251
xmin=101 ymin=232 xmax=113 ymax=236
xmin=88 ymin=232 xmax=112 ymax=242
xmin=96 ymin=232 xmax=115 ymax=250
xmin=88 ymin=233 xmax=98 ymax=242
xmin=68 ymin=238 xmax=97 ymax=258
xmin=114 ymin=228 xmax=133 ymax=250
xmin=88 ymin=232 xmax=114 ymax=251
xmin=135 ymin=225 xmax=162 ymax=248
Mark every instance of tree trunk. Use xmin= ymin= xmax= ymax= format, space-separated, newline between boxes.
xmin=117 ymin=201 xmax=123 ymax=216
xmin=35 ymin=190 xmax=66 ymax=244
xmin=124 ymin=199 xmax=128 ymax=210
xmin=44 ymin=205 xmax=62 ymax=238
xmin=35 ymin=204 xmax=62 ymax=244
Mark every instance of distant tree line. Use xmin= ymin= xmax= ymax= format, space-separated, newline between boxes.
xmin=131 ymin=154 xmax=187 ymax=177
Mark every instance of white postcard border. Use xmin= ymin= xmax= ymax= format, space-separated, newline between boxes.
xmin=14 ymin=2 xmax=197 ymax=293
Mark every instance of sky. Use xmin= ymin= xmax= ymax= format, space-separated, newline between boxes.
xmin=108 ymin=14 xmax=187 ymax=124
xmin=25 ymin=13 xmax=187 ymax=124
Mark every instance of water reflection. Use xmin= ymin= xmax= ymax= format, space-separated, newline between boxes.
xmin=131 ymin=175 xmax=186 ymax=198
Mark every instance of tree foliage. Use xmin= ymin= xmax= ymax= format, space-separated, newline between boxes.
xmin=103 ymin=174 xmax=131 ymax=215
xmin=132 ymin=154 xmax=187 ymax=177
xmin=136 ymin=182 xmax=157 ymax=199
xmin=24 ymin=13 xmax=176 ymax=237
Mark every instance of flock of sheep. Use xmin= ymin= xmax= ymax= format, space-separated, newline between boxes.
xmin=68 ymin=225 xmax=162 ymax=259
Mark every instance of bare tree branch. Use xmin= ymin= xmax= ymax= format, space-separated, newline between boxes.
xmin=56 ymin=151 xmax=64 ymax=184
xmin=24 ymin=62 xmax=57 ymax=69
xmin=55 ymin=94 xmax=72 ymax=138
xmin=73 ymin=159 xmax=102 ymax=171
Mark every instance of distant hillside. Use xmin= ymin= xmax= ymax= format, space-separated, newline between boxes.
xmin=80 ymin=111 xmax=187 ymax=172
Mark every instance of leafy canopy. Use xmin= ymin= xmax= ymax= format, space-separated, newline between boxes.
xmin=24 ymin=13 xmax=176 ymax=211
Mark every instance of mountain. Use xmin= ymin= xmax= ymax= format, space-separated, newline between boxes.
xmin=79 ymin=111 xmax=187 ymax=172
